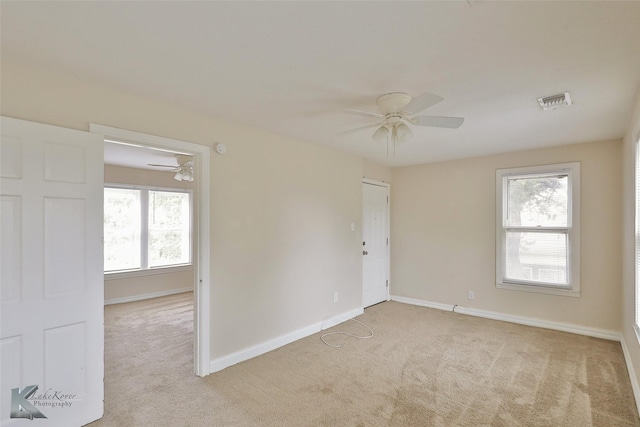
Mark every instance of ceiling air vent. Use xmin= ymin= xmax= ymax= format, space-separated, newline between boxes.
xmin=537 ymin=92 xmax=572 ymax=111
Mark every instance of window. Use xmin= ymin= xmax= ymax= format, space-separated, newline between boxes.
xmin=104 ymin=188 xmax=141 ymax=271
xmin=148 ymin=190 xmax=191 ymax=267
xmin=104 ymin=185 xmax=192 ymax=273
xmin=496 ymin=163 xmax=580 ymax=296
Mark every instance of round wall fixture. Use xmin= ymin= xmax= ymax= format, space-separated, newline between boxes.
xmin=215 ymin=143 xmax=227 ymax=155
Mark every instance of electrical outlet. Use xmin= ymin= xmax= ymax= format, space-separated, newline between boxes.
xmin=333 ymin=292 xmax=339 ymax=303
xmin=468 ymin=291 xmax=475 ymax=300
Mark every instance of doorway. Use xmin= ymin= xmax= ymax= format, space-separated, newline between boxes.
xmin=92 ymin=124 xmax=211 ymax=377
xmin=362 ymin=179 xmax=390 ymax=308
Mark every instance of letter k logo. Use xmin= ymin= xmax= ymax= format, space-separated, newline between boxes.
xmin=10 ymin=385 xmax=47 ymax=419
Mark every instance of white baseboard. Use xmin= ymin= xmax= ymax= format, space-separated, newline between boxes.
xmin=319 ymin=308 xmax=364 ymax=330
xmin=104 ymin=287 xmax=192 ymax=305
xmin=390 ymin=295 xmax=621 ymax=341
xmin=621 ymin=336 xmax=640 ymax=417
xmin=209 ymin=307 xmax=364 ymax=373
xmin=391 ymin=295 xmax=456 ymax=312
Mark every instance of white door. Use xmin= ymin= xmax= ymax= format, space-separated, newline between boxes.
xmin=362 ymin=181 xmax=389 ymax=308
xmin=1 ymin=117 xmax=104 ymax=426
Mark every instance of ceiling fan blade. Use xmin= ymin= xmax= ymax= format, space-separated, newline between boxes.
xmin=343 ymin=109 xmax=384 ymax=119
xmin=411 ymin=116 xmax=464 ymax=129
xmin=403 ymin=93 xmax=444 ymax=115
xmin=147 ymin=163 xmax=178 ymax=168
xmin=337 ymin=122 xmax=384 ymax=136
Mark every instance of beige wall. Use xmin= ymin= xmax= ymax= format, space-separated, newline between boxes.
xmin=362 ymin=159 xmax=392 ymax=183
xmin=391 ymin=140 xmax=622 ymax=332
xmin=210 ymin=128 xmax=362 ymax=356
xmin=622 ymin=88 xmax=640 ymax=391
xmin=105 ymin=269 xmax=193 ymax=302
xmin=104 ymin=165 xmax=195 ymax=302
xmin=1 ymin=59 xmax=363 ymax=360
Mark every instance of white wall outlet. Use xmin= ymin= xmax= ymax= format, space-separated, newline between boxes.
xmin=468 ymin=290 xmax=475 ymax=300
xmin=333 ymin=292 xmax=339 ymax=303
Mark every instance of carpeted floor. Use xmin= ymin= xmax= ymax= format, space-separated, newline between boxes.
xmin=87 ymin=292 xmax=639 ymax=426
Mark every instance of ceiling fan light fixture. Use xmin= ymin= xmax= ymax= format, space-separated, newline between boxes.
xmin=372 ymin=126 xmax=389 ymax=144
xmin=395 ymin=123 xmax=413 ymax=145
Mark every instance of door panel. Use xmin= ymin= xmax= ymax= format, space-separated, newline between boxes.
xmin=1 ymin=196 xmax=21 ymax=304
xmin=0 ymin=117 xmax=104 ymax=426
xmin=362 ymin=182 xmax=389 ymax=307
xmin=44 ymin=197 xmax=86 ymax=297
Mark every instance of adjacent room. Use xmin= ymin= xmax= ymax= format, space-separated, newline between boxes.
xmin=1 ymin=2 xmax=640 ymax=426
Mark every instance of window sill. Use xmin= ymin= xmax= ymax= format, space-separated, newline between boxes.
xmin=496 ymin=282 xmax=580 ymax=298
xmin=104 ymin=264 xmax=193 ymax=281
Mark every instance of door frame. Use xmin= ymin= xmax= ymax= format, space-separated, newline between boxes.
xmin=90 ymin=124 xmax=211 ymax=377
xmin=362 ymin=178 xmax=391 ymax=304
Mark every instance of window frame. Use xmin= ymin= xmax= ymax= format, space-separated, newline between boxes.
xmin=496 ymin=162 xmax=581 ymax=297
xmin=104 ymin=183 xmax=193 ymax=279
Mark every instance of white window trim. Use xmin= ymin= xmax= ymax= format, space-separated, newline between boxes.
xmin=104 ymin=183 xmax=194 ymax=277
xmin=496 ymin=162 xmax=581 ymax=297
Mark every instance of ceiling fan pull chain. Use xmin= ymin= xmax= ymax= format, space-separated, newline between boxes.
xmin=392 ymin=125 xmax=397 ymax=161
xmin=386 ymin=131 xmax=390 ymax=160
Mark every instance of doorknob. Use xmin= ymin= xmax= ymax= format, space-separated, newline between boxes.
xmin=363 ymin=251 xmax=368 ymax=255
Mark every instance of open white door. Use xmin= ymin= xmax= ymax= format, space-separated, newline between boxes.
xmin=362 ymin=181 xmax=390 ymax=308
xmin=1 ymin=117 xmax=104 ymax=426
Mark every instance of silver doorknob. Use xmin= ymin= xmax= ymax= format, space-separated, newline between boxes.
xmin=363 ymin=251 xmax=368 ymax=255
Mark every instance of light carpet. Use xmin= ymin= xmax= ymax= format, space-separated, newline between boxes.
xmin=87 ymin=292 xmax=639 ymax=426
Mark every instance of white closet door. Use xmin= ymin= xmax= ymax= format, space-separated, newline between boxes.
xmin=362 ymin=182 xmax=389 ymax=308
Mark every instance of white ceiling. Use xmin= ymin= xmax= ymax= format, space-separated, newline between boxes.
xmin=2 ymin=1 xmax=640 ymax=167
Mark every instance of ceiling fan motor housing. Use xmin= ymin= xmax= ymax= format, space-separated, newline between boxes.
xmin=377 ymin=93 xmax=412 ymax=116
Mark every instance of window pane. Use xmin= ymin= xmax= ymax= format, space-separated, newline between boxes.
xmin=505 ymin=231 xmax=568 ymax=285
xmin=104 ymin=188 xmax=141 ymax=271
xmin=507 ymin=175 xmax=568 ymax=227
xmin=148 ymin=191 xmax=190 ymax=267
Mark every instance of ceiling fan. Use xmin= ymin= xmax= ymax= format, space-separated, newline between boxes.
xmin=148 ymin=154 xmax=195 ymax=182
xmin=339 ymin=92 xmax=464 ymax=149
